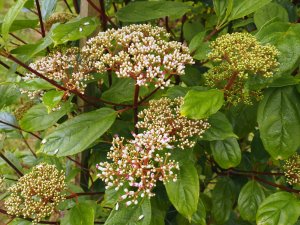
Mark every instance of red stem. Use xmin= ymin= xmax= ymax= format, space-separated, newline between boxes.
xmin=66 ymin=191 xmax=104 ymax=199
xmin=35 ymin=0 xmax=46 ymax=37
xmin=63 ymin=0 xmax=73 ymax=13
xmin=9 ymin=33 xmax=27 ymax=44
xmin=204 ymin=28 xmax=219 ymax=42
xmin=0 ymin=152 xmax=23 ymax=177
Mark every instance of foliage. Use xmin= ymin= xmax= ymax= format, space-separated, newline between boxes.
xmin=0 ymin=0 xmax=300 ymax=225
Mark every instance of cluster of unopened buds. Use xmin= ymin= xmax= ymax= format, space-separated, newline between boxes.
xmin=45 ymin=12 xmax=75 ymax=30
xmin=21 ymin=47 xmax=93 ymax=101
xmin=97 ymin=97 xmax=210 ymax=206
xmin=283 ymin=154 xmax=300 ymax=185
xmin=4 ymin=163 xmax=66 ymax=224
xmin=82 ymin=24 xmax=194 ymax=88
xmin=14 ymin=101 xmax=34 ymax=120
xmin=204 ymin=32 xmax=279 ymax=105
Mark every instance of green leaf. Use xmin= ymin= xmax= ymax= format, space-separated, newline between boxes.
xmin=228 ymin=0 xmax=272 ymax=22
xmin=150 ymin=195 xmax=169 ymax=225
xmin=116 ymin=1 xmax=191 ymax=22
xmin=212 ymin=177 xmax=236 ymax=224
xmin=11 ymin=34 xmax=53 ymax=61
xmin=202 ymin=112 xmax=238 ymax=141
xmin=1 ymin=0 xmax=28 ymax=42
xmin=181 ymin=89 xmax=224 ymax=120
xmin=41 ymin=108 xmax=117 ymax=157
xmin=213 ymin=0 xmax=228 ymax=20
xmin=256 ymin=22 xmax=300 ymax=76
xmin=238 ymin=180 xmax=266 ymax=222
xmin=0 ymin=112 xmax=17 ymax=131
xmin=0 ymin=85 xmax=19 ymax=109
xmin=41 ymin=0 xmax=57 ymax=20
xmin=189 ymin=31 xmax=206 ymax=53
xmin=269 ymin=76 xmax=300 ymax=87
xmin=51 ymin=17 xmax=99 ymax=45
xmin=62 ymin=202 xmax=95 ymax=225
xmin=191 ymin=198 xmax=206 ymax=225
xmin=165 ymin=161 xmax=199 ymax=220
xmin=256 ymin=192 xmax=300 ymax=225
xmin=0 ymin=19 xmax=38 ymax=32
xmin=18 ymin=78 xmax=55 ymax=91
xmin=257 ymin=86 xmax=300 ymax=159
xmin=210 ymin=138 xmax=241 ymax=169
xmin=42 ymin=90 xmax=64 ymax=112
xmin=102 ymin=78 xmax=147 ymax=104
xmin=20 ymin=103 xmax=71 ymax=132
xmin=105 ymin=199 xmax=151 ymax=225
xmin=254 ymin=3 xmax=289 ymax=29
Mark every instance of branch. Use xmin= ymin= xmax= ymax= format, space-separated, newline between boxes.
xmin=35 ymin=0 xmax=46 ymax=37
xmin=20 ymin=131 xmax=37 ymax=158
xmin=0 ymin=152 xmax=23 ymax=177
xmin=99 ymin=0 xmax=108 ymax=30
xmin=86 ymin=0 xmax=117 ymax=29
xmin=63 ymin=0 xmax=73 ymax=13
xmin=0 ymin=51 xmax=130 ymax=107
xmin=0 ymin=60 xmax=24 ymax=77
xmin=133 ymin=83 xmax=140 ymax=133
xmin=66 ymin=191 xmax=104 ymax=199
xmin=138 ymin=74 xmax=173 ymax=104
xmin=0 ymin=119 xmax=42 ymax=140
xmin=9 ymin=33 xmax=27 ymax=44
xmin=204 ymin=28 xmax=219 ymax=42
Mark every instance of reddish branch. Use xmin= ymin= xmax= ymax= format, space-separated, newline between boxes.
xmin=0 ymin=60 xmax=24 ymax=77
xmin=86 ymin=0 xmax=117 ymax=28
xmin=204 ymin=28 xmax=219 ymax=42
xmin=66 ymin=191 xmax=104 ymax=199
xmin=35 ymin=0 xmax=46 ymax=37
xmin=0 ymin=152 xmax=23 ymax=177
xmin=9 ymin=33 xmax=27 ymax=44
xmin=133 ymin=84 xmax=140 ymax=133
xmin=63 ymin=0 xmax=73 ymax=13
xmin=0 ymin=51 xmax=130 ymax=107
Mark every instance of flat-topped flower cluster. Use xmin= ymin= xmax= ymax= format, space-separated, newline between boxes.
xmin=283 ymin=154 xmax=300 ymax=185
xmin=21 ymin=24 xmax=194 ymax=102
xmin=4 ymin=163 xmax=66 ymax=224
xmin=82 ymin=24 xmax=194 ymax=87
xmin=97 ymin=97 xmax=209 ymax=205
xmin=204 ymin=33 xmax=279 ymax=105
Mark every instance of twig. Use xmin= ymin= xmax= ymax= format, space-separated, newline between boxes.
xmin=20 ymin=131 xmax=37 ymax=158
xmin=138 ymin=74 xmax=173 ymax=104
xmin=0 ymin=51 xmax=130 ymax=107
xmin=0 ymin=60 xmax=24 ymax=77
xmin=35 ymin=0 xmax=46 ymax=37
xmin=0 ymin=152 xmax=23 ymax=177
xmin=66 ymin=191 xmax=104 ymax=199
xmin=9 ymin=33 xmax=27 ymax=44
xmin=204 ymin=28 xmax=219 ymax=42
xmin=0 ymin=119 xmax=42 ymax=140
xmin=133 ymin=83 xmax=140 ymax=133
xmin=99 ymin=0 xmax=108 ymax=30
xmin=63 ymin=0 xmax=73 ymax=13
xmin=86 ymin=0 xmax=117 ymax=28
xmin=73 ymin=0 xmax=80 ymax=14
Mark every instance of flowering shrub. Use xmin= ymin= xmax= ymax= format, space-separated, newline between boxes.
xmin=0 ymin=1 xmax=300 ymax=225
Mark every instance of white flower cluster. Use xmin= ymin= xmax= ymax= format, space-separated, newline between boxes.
xmin=137 ymin=97 xmax=210 ymax=149
xmin=21 ymin=47 xmax=93 ymax=100
xmin=97 ymin=97 xmax=210 ymax=205
xmin=96 ymin=129 xmax=179 ymax=205
xmin=82 ymin=24 xmax=194 ymax=87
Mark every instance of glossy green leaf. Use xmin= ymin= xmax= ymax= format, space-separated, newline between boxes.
xmin=189 ymin=31 xmax=206 ymax=53
xmin=256 ymin=22 xmax=300 ymax=76
xmin=18 ymin=78 xmax=55 ymax=91
xmin=191 ymin=198 xmax=206 ymax=225
xmin=20 ymin=103 xmax=72 ymax=132
xmin=228 ymin=0 xmax=272 ymax=21
xmin=42 ymin=90 xmax=64 ymax=112
xmin=0 ymin=19 xmax=38 ymax=32
xmin=238 ymin=180 xmax=266 ymax=222
xmin=41 ymin=0 xmax=57 ymax=20
xmin=102 ymin=78 xmax=147 ymax=104
xmin=61 ymin=202 xmax=95 ymax=225
xmin=256 ymin=192 xmax=300 ymax=225
xmin=51 ymin=17 xmax=99 ymax=45
xmin=202 ymin=112 xmax=238 ymax=141
xmin=165 ymin=161 xmax=199 ymax=220
xmin=105 ymin=199 xmax=151 ymax=225
xmin=41 ymin=108 xmax=117 ymax=157
xmin=0 ymin=112 xmax=17 ymax=131
xmin=181 ymin=89 xmax=224 ymax=119
xmin=1 ymin=0 xmax=28 ymax=42
xmin=0 ymin=85 xmax=19 ymax=109
xmin=254 ymin=3 xmax=289 ymax=29
xmin=210 ymin=138 xmax=241 ymax=169
xmin=116 ymin=1 xmax=191 ymax=22
xmin=257 ymin=87 xmax=300 ymax=159
xmin=212 ymin=177 xmax=236 ymax=224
